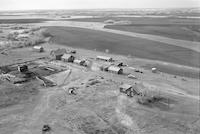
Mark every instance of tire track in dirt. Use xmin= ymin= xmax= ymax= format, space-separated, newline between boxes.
xmin=115 ymin=94 xmax=141 ymax=133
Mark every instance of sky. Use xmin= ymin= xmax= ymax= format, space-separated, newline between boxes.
xmin=0 ymin=0 xmax=199 ymax=10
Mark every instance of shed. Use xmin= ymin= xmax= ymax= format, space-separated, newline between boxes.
xmin=127 ymin=74 xmax=137 ymax=79
xmin=116 ymin=62 xmax=124 ymax=67
xmin=132 ymin=85 xmax=142 ymax=96
xmin=33 ymin=46 xmax=44 ymax=52
xmin=152 ymin=68 xmax=157 ymax=73
xmin=104 ymin=19 xmax=115 ymax=24
xmin=119 ymin=84 xmax=132 ymax=93
xmin=107 ymin=66 xmax=123 ymax=74
xmin=50 ymin=48 xmax=66 ymax=60
xmin=74 ymin=59 xmax=85 ymax=65
xmin=61 ymin=54 xmax=75 ymax=62
xmin=82 ymin=60 xmax=91 ymax=67
xmin=18 ymin=65 xmax=28 ymax=73
xmin=97 ymin=56 xmax=113 ymax=62
xmin=100 ymin=64 xmax=110 ymax=71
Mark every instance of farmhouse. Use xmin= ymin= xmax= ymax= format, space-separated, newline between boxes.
xmin=107 ymin=66 xmax=123 ymax=74
xmin=97 ymin=56 xmax=113 ymax=62
xmin=50 ymin=48 xmax=66 ymax=60
xmin=119 ymin=84 xmax=143 ymax=97
xmin=61 ymin=54 xmax=75 ymax=62
xmin=33 ymin=46 xmax=44 ymax=52
xmin=74 ymin=59 xmax=85 ymax=65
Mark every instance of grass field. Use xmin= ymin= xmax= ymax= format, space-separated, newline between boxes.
xmin=0 ymin=81 xmax=39 ymax=108
xmin=70 ymin=17 xmax=200 ymax=41
xmin=46 ymin=26 xmax=200 ymax=68
xmin=105 ymin=25 xmax=200 ymax=42
xmin=142 ymin=63 xmax=200 ymax=79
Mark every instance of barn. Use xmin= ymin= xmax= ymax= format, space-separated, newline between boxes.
xmin=50 ymin=48 xmax=66 ymax=60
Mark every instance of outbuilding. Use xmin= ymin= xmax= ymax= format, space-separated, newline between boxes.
xmin=73 ymin=59 xmax=85 ymax=65
xmin=119 ymin=84 xmax=132 ymax=93
xmin=61 ymin=54 xmax=75 ymax=62
xmin=97 ymin=56 xmax=113 ymax=62
xmin=107 ymin=66 xmax=123 ymax=74
xmin=127 ymin=74 xmax=137 ymax=79
xmin=152 ymin=68 xmax=157 ymax=73
xmin=119 ymin=84 xmax=143 ymax=97
xmin=100 ymin=64 xmax=110 ymax=71
xmin=132 ymin=85 xmax=143 ymax=96
xmin=33 ymin=46 xmax=44 ymax=52
xmin=82 ymin=60 xmax=91 ymax=67
xmin=18 ymin=65 xmax=28 ymax=73
xmin=50 ymin=48 xmax=66 ymax=60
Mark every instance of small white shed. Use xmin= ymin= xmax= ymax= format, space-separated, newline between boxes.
xmin=97 ymin=56 xmax=113 ymax=62
xmin=33 ymin=46 xmax=44 ymax=52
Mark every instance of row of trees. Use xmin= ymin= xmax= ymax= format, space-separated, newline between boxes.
xmin=6 ymin=28 xmax=52 ymax=49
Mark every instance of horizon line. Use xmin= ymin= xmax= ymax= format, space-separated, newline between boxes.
xmin=0 ymin=7 xmax=199 ymax=12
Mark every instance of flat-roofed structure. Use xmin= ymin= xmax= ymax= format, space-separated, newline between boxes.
xmin=97 ymin=56 xmax=113 ymax=62
xmin=33 ymin=46 xmax=44 ymax=52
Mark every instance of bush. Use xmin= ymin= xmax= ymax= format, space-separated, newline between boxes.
xmin=40 ymin=29 xmax=52 ymax=38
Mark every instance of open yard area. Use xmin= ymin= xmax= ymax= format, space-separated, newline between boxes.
xmin=0 ymin=42 xmax=199 ymax=134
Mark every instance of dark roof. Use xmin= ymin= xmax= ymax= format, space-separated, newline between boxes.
xmin=62 ymin=54 xmax=74 ymax=59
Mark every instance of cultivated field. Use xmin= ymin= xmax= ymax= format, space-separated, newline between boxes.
xmin=46 ymin=26 xmax=200 ymax=68
xmin=70 ymin=17 xmax=200 ymax=41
